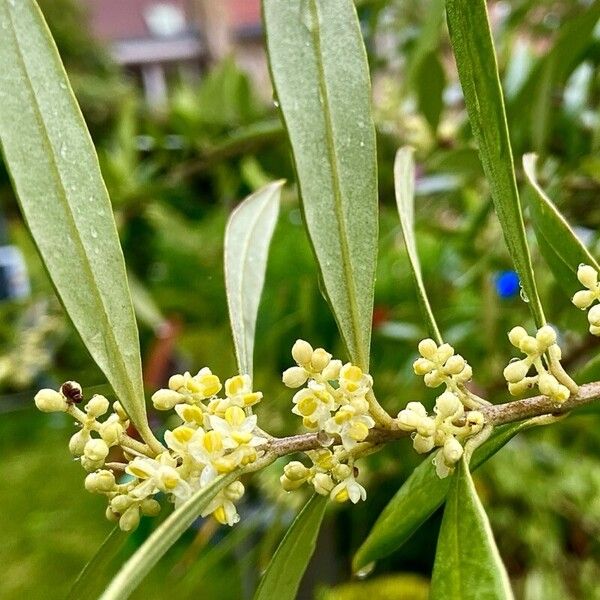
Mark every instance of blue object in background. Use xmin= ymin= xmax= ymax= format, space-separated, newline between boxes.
xmin=495 ymin=270 xmax=520 ymax=298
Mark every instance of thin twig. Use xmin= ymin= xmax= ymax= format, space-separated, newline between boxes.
xmin=264 ymin=381 xmax=600 ymax=457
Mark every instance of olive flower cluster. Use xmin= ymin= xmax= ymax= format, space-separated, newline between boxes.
xmin=503 ymin=325 xmax=577 ymax=403
xmin=397 ymin=391 xmax=484 ymax=478
xmin=572 ymin=264 xmax=600 ymax=335
xmin=280 ymin=448 xmax=366 ymax=504
xmin=282 ymin=339 xmax=375 ymax=502
xmin=34 ymin=371 xmax=267 ymax=531
xmin=412 ymin=339 xmax=476 ymax=405
xmin=283 ymin=340 xmax=376 ymax=451
xmin=407 ymin=338 xmax=486 ymax=477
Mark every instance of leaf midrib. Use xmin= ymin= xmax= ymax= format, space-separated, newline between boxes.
xmin=4 ymin=4 xmax=140 ymax=415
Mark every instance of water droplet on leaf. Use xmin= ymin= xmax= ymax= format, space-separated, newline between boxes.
xmin=355 ymin=562 xmax=375 ymax=579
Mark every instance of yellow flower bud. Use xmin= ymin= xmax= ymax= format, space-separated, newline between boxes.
xmin=536 ymin=326 xmax=557 ymax=348
xmin=413 ymin=357 xmax=434 ymax=376
xmin=84 ymin=470 xmax=116 ymax=493
xmin=417 ymin=416 xmax=436 ymax=439
xmin=84 ymin=438 xmax=109 ymax=462
xmin=99 ymin=420 xmax=124 ymax=446
xmin=519 ymin=336 xmax=539 ymax=356
xmin=435 ymin=391 xmax=462 ymax=417
xmin=435 ymin=344 xmax=454 ymax=363
xmin=424 ymin=371 xmax=444 ymax=388
xmin=573 ymin=289 xmax=595 ymax=310
xmin=332 ymin=463 xmax=352 ymax=481
xmin=119 ymin=506 xmax=140 ymax=532
xmin=503 ymin=360 xmax=529 ymax=384
xmin=140 ymin=498 xmax=161 ymax=517
xmin=224 ymin=481 xmax=245 ymax=502
xmin=312 ymin=472 xmax=334 ymax=495
xmin=310 ymin=348 xmax=332 ymax=372
xmin=443 ymin=436 xmax=463 ymax=464
xmin=113 ymin=401 xmax=128 ymax=421
xmin=454 ymin=364 xmax=473 ymax=383
xmin=418 ymin=338 xmax=438 ymax=359
xmin=292 ymin=339 xmax=314 ymax=366
xmin=413 ymin=434 xmax=435 ymax=454
xmin=508 ymin=326 xmax=528 ymax=347
xmin=34 ymin=389 xmax=68 ymax=413
xmin=280 ymin=474 xmax=305 ymax=491
xmin=81 ymin=456 xmax=105 ymax=472
xmin=69 ymin=429 xmax=90 ymax=456
xmin=85 ymin=394 xmax=110 ymax=418
xmin=508 ymin=379 xmax=534 ymax=396
xmin=111 ymin=494 xmax=132 ymax=514
xmin=577 ymin=264 xmax=598 ymax=289
xmin=321 ymin=359 xmax=342 ymax=380
xmin=168 ymin=374 xmax=186 ymax=391
xmin=284 ymin=461 xmax=310 ymax=481
xmin=282 ymin=366 xmax=309 ymax=388
xmin=444 ymin=355 xmax=466 ymax=375
xmin=105 ymin=507 xmax=119 ymax=523
xmin=589 ymin=305 xmax=600 ymax=327
xmin=152 ymin=388 xmax=183 ymax=410
xmin=538 ymin=373 xmax=559 ymax=397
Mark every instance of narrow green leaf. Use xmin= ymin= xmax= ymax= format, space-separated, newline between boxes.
xmin=446 ymin=0 xmax=545 ymax=327
xmin=100 ymin=470 xmax=242 ymax=600
xmin=394 ymin=147 xmax=442 ymax=344
xmin=353 ymin=422 xmax=525 ymax=572
xmin=128 ymin=270 xmax=166 ymax=333
xmin=430 ymin=457 xmax=513 ymax=600
xmin=523 ymin=153 xmax=600 ymax=296
xmin=415 ymin=53 xmax=445 ymax=133
xmin=0 ymin=1 xmax=151 ymax=438
xmin=509 ymin=1 xmax=600 ymax=152
xmin=263 ymin=0 xmax=378 ymax=370
xmin=254 ymin=494 xmax=327 ymax=600
xmin=225 ymin=181 xmax=283 ymax=378
xmin=405 ymin=0 xmax=445 ymax=87
xmin=67 ymin=528 xmax=128 ymax=600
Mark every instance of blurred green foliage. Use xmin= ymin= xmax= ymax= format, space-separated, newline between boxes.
xmin=1 ymin=0 xmax=600 ymax=597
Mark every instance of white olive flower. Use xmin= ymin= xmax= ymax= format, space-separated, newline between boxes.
xmin=291 ymin=381 xmax=336 ymax=430
xmin=323 ymin=406 xmax=375 ymax=451
xmin=208 ymin=406 xmax=267 ymax=450
xmin=330 ymin=474 xmax=367 ymax=504
xmin=126 ymin=456 xmax=191 ymax=502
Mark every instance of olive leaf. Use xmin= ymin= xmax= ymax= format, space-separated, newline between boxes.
xmin=225 ymin=181 xmax=283 ymax=378
xmin=263 ymin=0 xmax=378 ymax=370
xmin=254 ymin=494 xmax=328 ymax=600
xmin=394 ymin=147 xmax=442 ymax=344
xmin=446 ymin=0 xmax=545 ymax=327
xmin=0 ymin=0 xmax=153 ymax=442
xmin=523 ymin=153 xmax=599 ymax=297
xmin=430 ymin=458 xmax=513 ymax=600
xmin=353 ymin=422 xmax=526 ymax=572
xmin=100 ymin=469 xmax=242 ymax=600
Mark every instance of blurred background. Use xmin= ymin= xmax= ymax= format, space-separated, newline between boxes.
xmin=1 ymin=0 xmax=600 ymax=598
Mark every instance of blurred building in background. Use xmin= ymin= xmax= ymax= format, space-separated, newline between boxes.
xmin=83 ymin=0 xmax=267 ymax=106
